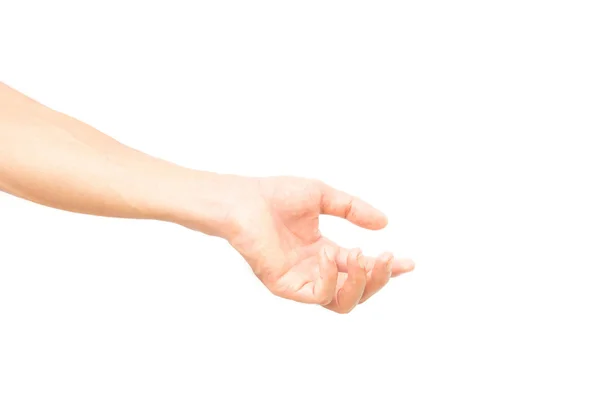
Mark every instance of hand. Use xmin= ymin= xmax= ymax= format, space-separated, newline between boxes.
xmin=222 ymin=176 xmax=414 ymax=313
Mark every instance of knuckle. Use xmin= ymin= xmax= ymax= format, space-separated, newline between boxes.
xmin=266 ymin=284 xmax=283 ymax=297
xmin=316 ymin=291 xmax=333 ymax=305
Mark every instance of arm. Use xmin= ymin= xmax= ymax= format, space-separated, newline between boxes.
xmin=0 ymin=83 xmax=233 ymax=237
xmin=0 ymin=82 xmax=414 ymax=313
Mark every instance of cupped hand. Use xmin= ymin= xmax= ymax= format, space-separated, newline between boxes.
xmin=225 ymin=176 xmax=414 ymax=313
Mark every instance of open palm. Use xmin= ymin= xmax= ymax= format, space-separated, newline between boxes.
xmin=227 ymin=177 xmax=414 ymax=313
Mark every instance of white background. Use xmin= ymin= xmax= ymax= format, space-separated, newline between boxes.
xmin=1 ymin=1 xmax=599 ymax=398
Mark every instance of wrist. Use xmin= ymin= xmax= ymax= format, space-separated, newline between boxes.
xmin=157 ymin=168 xmax=252 ymax=239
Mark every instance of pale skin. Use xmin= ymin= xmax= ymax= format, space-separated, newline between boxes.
xmin=0 ymin=82 xmax=414 ymax=313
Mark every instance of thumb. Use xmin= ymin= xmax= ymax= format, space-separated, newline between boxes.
xmin=319 ymin=182 xmax=388 ymax=230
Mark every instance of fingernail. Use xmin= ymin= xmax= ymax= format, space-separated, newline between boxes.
xmin=385 ymin=257 xmax=394 ymax=275
xmin=403 ymin=259 xmax=416 ymax=271
xmin=357 ymin=253 xmax=366 ymax=269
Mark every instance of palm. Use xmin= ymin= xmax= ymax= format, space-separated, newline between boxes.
xmin=229 ymin=177 xmax=414 ymax=313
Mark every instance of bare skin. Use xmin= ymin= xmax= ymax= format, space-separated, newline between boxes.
xmin=0 ymin=82 xmax=414 ymax=313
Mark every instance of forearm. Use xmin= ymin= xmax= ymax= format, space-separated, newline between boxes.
xmin=0 ymin=83 xmax=235 ymax=237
